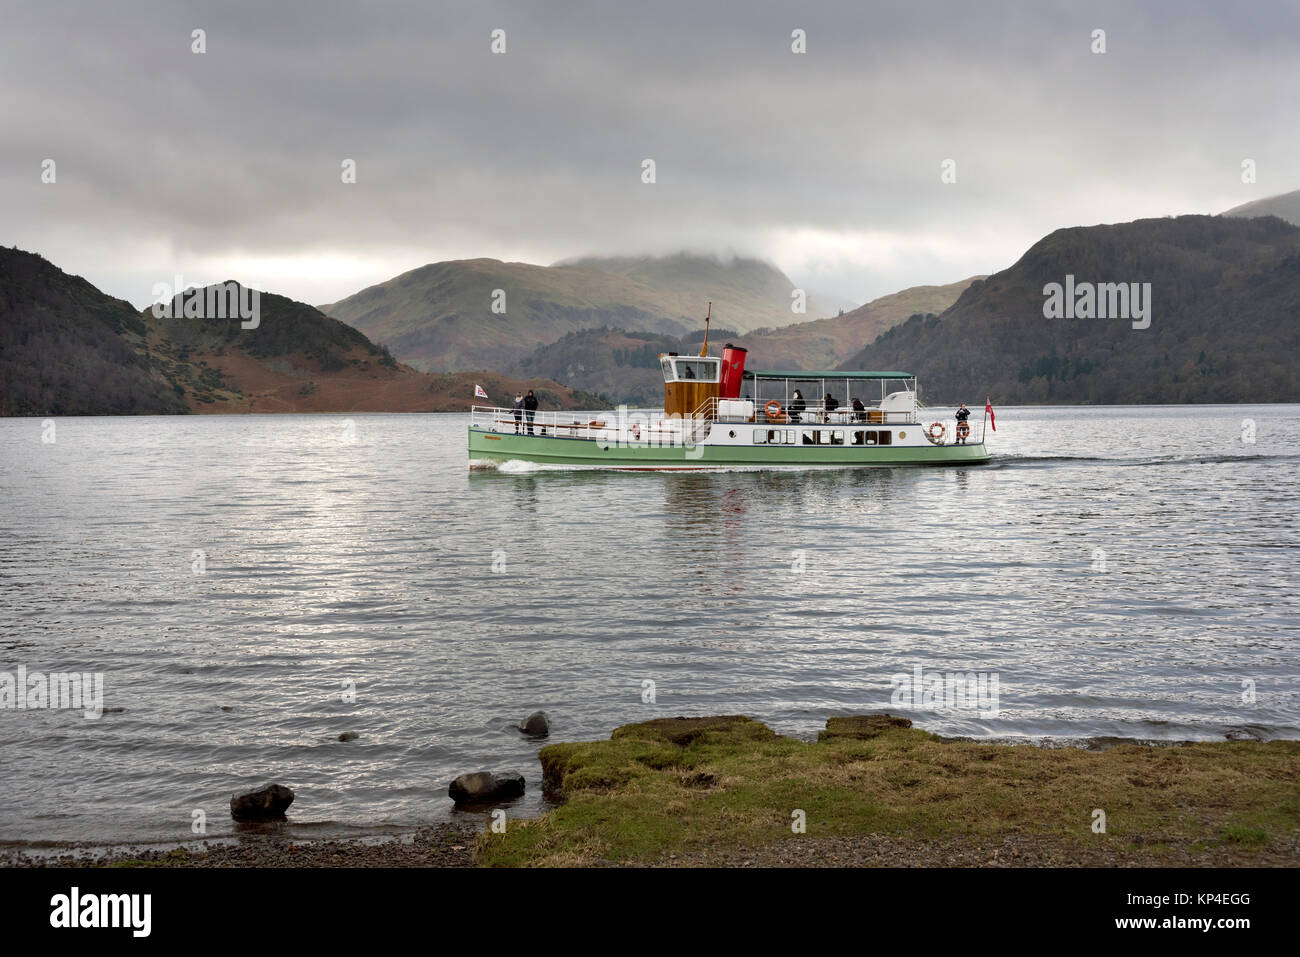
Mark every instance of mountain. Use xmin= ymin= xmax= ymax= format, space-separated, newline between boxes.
xmin=0 ymin=248 xmax=597 ymax=415
xmin=558 ymin=254 xmax=829 ymax=331
xmin=1221 ymin=188 xmax=1300 ymax=227
xmin=840 ymin=215 xmax=1300 ymax=404
xmin=506 ymin=277 xmax=980 ymax=404
xmin=508 ymin=328 xmax=682 ymax=406
xmin=734 ymin=276 xmax=983 ymax=370
xmin=0 ymin=247 xmax=187 ymax=415
xmin=319 ymin=254 xmax=820 ymax=373
xmin=137 ymin=284 xmax=595 ymax=413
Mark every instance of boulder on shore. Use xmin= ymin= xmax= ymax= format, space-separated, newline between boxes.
xmin=517 ymin=711 xmax=550 ymax=737
xmin=230 ymin=783 xmax=295 ymax=821
xmin=448 ymin=771 xmax=526 ymax=805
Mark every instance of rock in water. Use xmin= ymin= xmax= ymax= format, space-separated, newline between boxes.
xmin=338 ymin=731 xmax=360 ymax=742
xmin=230 ymin=783 xmax=295 ymax=821
xmin=517 ymin=711 xmax=550 ymax=737
xmin=448 ymin=771 xmax=526 ymax=805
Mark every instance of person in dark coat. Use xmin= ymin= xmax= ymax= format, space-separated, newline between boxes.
xmin=823 ymin=394 xmax=838 ymax=422
xmin=788 ymin=389 xmax=806 ymax=424
xmin=955 ymin=403 xmax=971 ymax=444
xmin=523 ymin=390 xmax=539 ymax=434
xmin=851 ymin=397 xmax=867 ymax=422
xmin=511 ymin=393 xmax=524 ymax=433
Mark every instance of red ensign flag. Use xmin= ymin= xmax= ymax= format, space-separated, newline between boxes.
xmin=985 ymin=396 xmax=996 ymax=431
xmin=474 ymin=384 xmax=489 ymax=399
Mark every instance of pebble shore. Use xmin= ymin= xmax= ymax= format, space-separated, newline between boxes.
xmin=3 ymin=823 xmax=477 ymax=868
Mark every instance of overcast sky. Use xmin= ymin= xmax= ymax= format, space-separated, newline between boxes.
xmin=3 ymin=0 xmax=1298 ymax=310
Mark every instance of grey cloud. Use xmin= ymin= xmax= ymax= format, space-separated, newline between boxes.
xmin=2 ymin=0 xmax=1297 ymax=307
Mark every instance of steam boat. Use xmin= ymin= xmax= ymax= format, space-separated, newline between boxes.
xmin=468 ymin=314 xmax=991 ymax=470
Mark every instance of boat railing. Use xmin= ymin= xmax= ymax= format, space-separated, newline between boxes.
xmin=469 ymin=405 xmax=699 ymax=442
xmin=919 ymin=416 xmax=987 ymax=446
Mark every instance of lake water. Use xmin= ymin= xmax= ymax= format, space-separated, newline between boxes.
xmin=1 ymin=405 xmax=1297 ymax=848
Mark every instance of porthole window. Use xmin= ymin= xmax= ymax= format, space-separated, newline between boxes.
xmin=728 ymin=430 xmax=736 ymax=438
xmin=899 ymin=431 xmax=906 ymax=439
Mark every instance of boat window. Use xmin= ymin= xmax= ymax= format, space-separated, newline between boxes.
xmin=661 ymin=359 xmax=673 ymax=378
xmin=831 ymin=430 xmax=845 ymax=446
xmin=768 ymin=429 xmax=782 ymax=443
xmin=878 ymin=430 xmax=892 ymax=445
xmin=801 ymin=430 xmax=816 ymax=445
xmin=864 ymin=430 xmax=877 ymax=445
xmin=753 ymin=430 xmax=767 ymax=444
xmin=818 ymin=431 xmax=832 ymax=445
xmin=673 ymin=359 xmax=718 ymax=382
xmin=851 ymin=431 xmax=865 ymax=446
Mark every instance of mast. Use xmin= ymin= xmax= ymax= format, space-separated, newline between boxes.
xmin=699 ymin=301 xmax=711 ymax=357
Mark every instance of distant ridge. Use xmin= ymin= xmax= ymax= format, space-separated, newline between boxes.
xmin=1220 ymin=188 xmax=1300 ymax=227
xmin=507 ymin=276 xmax=980 ymax=404
xmin=319 ymin=253 xmax=822 ymax=373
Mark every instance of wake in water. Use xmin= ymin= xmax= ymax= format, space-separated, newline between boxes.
xmin=990 ymin=451 xmax=1300 ymax=469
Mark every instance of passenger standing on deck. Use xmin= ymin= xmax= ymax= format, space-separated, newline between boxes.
xmin=823 ymin=393 xmax=838 ymax=422
xmin=789 ymin=389 xmax=806 ymax=423
xmin=511 ymin=393 xmax=524 ymax=433
xmin=851 ymin=397 xmax=867 ymax=422
xmin=523 ymin=390 xmax=539 ymax=435
xmin=955 ymin=403 xmax=971 ymax=444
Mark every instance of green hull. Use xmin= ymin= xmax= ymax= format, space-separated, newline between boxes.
xmin=468 ymin=427 xmax=990 ymax=469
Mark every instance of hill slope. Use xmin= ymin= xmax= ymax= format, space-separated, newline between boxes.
xmin=735 ymin=276 xmax=983 ymax=370
xmin=559 ymin=253 xmax=828 ymax=331
xmin=0 ymin=248 xmax=596 ymax=415
xmin=142 ymin=284 xmax=599 ymax=413
xmin=1221 ymin=188 xmax=1300 ymax=227
xmin=841 ymin=215 xmax=1300 ymax=404
xmin=320 ymin=254 xmax=820 ymax=373
xmin=507 ymin=277 xmax=979 ymax=405
xmin=0 ymin=247 xmax=186 ymax=415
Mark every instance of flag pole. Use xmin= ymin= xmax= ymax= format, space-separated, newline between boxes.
xmin=983 ymin=393 xmax=988 ymax=442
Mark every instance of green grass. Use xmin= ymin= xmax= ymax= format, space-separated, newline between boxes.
xmin=477 ymin=715 xmax=1300 ymax=867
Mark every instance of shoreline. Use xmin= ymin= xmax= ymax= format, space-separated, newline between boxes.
xmin=4 ymin=715 xmax=1297 ymax=868
xmin=2 ymin=824 xmax=478 ymax=869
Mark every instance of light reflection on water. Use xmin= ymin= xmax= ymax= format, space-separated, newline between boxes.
xmin=0 ymin=405 xmax=1296 ymax=845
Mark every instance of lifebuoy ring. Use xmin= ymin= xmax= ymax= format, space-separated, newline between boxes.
xmin=956 ymin=421 xmax=970 ymax=439
xmin=928 ymin=422 xmax=946 ymax=440
xmin=630 ymin=423 xmax=641 ymax=440
xmin=764 ymin=401 xmax=783 ymax=421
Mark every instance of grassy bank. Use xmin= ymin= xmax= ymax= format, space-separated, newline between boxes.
xmin=477 ymin=715 xmax=1300 ymax=867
